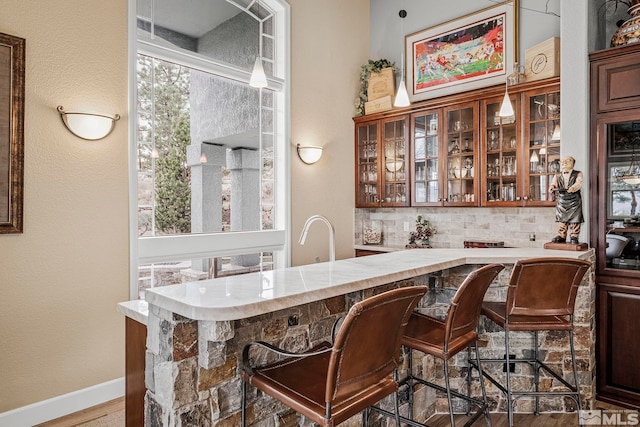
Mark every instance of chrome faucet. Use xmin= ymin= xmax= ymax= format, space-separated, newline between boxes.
xmin=299 ymin=215 xmax=335 ymax=262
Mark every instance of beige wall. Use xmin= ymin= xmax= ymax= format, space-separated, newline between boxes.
xmin=0 ymin=0 xmax=369 ymax=415
xmin=0 ymin=0 xmax=129 ymax=412
xmin=289 ymin=0 xmax=368 ymax=266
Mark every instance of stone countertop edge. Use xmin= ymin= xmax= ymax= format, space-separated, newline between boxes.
xmin=117 ymin=299 xmax=149 ymax=325
xmin=119 ymin=248 xmax=593 ymax=324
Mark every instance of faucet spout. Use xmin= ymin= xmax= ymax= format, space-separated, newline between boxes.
xmin=299 ymin=215 xmax=335 ymax=262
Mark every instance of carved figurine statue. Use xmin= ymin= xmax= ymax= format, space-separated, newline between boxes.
xmin=549 ymin=156 xmax=584 ymax=244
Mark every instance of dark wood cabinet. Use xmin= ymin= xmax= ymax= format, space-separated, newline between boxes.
xmin=125 ymin=317 xmax=147 ymax=426
xmin=355 ymin=115 xmax=409 ymax=207
xmin=355 ymin=248 xmax=386 ymax=257
xmin=590 ymin=43 xmax=640 ymax=409
xmin=354 ymin=77 xmax=560 ymax=208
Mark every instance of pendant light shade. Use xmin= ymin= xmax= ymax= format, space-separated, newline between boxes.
xmin=394 ymin=7 xmax=410 ymax=108
xmin=530 ymin=150 xmax=539 ymax=163
xmin=250 ymin=57 xmax=268 ymax=88
xmin=621 ymin=148 xmax=640 ymax=185
xmin=499 ymin=90 xmax=514 ymax=117
xmin=394 ymin=80 xmax=410 ymax=107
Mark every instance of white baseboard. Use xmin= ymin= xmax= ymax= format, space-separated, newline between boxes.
xmin=0 ymin=378 xmax=125 ymax=427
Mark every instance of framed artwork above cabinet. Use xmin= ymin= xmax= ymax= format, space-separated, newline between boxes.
xmin=354 ymin=77 xmax=560 ymax=209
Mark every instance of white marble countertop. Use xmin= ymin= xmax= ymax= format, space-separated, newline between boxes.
xmin=118 ymin=248 xmax=593 ymax=324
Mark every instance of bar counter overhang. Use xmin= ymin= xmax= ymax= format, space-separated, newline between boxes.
xmin=118 ymin=247 xmax=595 ymax=426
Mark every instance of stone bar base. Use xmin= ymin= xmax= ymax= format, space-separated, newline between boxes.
xmin=144 ymin=261 xmax=595 ymax=426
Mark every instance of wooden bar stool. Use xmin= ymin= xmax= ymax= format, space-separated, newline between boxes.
xmin=240 ymin=285 xmax=428 ymax=427
xmin=396 ymin=263 xmax=505 ymax=427
xmin=472 ymin=257 xmax=591 ymax=427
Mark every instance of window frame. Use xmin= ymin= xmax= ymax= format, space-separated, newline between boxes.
xmin=127 ymin=0 xmax=291 ymax=299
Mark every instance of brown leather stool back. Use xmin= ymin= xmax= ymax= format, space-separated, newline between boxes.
xmin=445 ymin=264 xmax=506 ymax=351
xmin=327 ymin=286 xmax=427 ymax=403
xmin=241 ymin=285 xmax=428 ymax=426
xmin=506 ymin=257 xmax=591 ymax=318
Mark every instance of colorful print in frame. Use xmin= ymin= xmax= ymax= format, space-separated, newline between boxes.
xmin=405 ymin=2 xmax=514 ymax=102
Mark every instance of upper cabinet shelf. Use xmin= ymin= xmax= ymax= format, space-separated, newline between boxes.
xmin=354 ymin=77 xmax=561 ymax=208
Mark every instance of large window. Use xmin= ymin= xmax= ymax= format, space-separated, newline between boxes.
xmin=129 ymin=0 xmax=290 ymax=299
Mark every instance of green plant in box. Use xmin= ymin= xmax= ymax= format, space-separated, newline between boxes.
xmin=354 ymin=59 xmax=397 ymax=116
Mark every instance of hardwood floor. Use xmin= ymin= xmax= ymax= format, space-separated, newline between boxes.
xmin=425 ymin=412 xmax=578 ymax=426
xmin=34 ymin=398 xmax=628 ymax=426
xmin=34 ymin=397 xmax=124 ymax=427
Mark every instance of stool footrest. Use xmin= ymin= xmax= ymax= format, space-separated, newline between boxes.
xmin=401 ymin=374 xmax=487 ymax=409
xmin=370 ymin=404 xmax=485 ymax=427
xmin=470 ymin=358 xmax=579 ymax=394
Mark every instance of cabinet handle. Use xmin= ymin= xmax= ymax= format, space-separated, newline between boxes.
xmin=522 ymin=196 xmax=529 ymax=201
xmin=516 ymin=196 xmax=521 ymax=201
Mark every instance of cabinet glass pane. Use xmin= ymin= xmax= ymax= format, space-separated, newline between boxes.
xmin=382 ymin=119 xmax=406 ymax=203
xmin=357 ymin=124 xmax=378 ymax=205
xmin=446 ymin=107 xmax=475 ymax=203
xmin=413 ymin=112 xmax=439 ymax=204
xmin=606 ymin=120 xmax=640 ymax=270
xmin=484 ymin=98 xmax=518 ymax=203
xmin=527 ymin=91 xmax=560 ymax=202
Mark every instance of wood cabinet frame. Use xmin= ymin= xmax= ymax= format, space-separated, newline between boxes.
xmin=590 ymin=43 xmax=640 ymax=410
xmin=354 ymin=77 xmax=560 ymax=209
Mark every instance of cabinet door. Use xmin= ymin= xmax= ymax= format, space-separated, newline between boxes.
xmin=523 ymin=87 xmax=560 ymax=206
xmin=481 ymin=94 xmax=520 ymax=206
xmin=355 ymin=121 xmax=380 ymax=207
xmin=411 ymin=110 xmax=443 ymax=206
xmin=443 ymin=102 xmax=479 ymax=206
xmin=594 ymin=111 xmax=640 ymax=276
xmin=380 ymin=116 xmax=409 ymax=206
xmin=597 ymin=282 xmax=640 ymax=407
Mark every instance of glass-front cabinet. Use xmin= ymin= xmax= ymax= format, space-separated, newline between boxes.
xmin=355 ymin=116 xmax=409 ymax=207
xmin=353 ymin=77 xmax=561 ymax=209
xmin=411 ymin=110 xmax=441 ymax=206
xmin=600 ymin=116 xmax=640 ymax=273
xmin=482 ymin=95 xmax=519 ymax=205
xmin=444 ymin=102 xmax=478 ymax=206
xmin=523 ymin=88 xmax=561 ymax=206
xmin=590 ymin=44 xmax=640 ymax=410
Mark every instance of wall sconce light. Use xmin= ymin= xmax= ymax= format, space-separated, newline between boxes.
xmin=57 ymin=105 xmax=120 ymax=140
xmin=296 ymin=144 xmax=323 ymax=165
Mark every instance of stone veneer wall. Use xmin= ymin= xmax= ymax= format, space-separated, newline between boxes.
xmin=355 ymin=207 xmax=565 ymax=249
xmin=143 ymin=260 xmax=595 ymax=426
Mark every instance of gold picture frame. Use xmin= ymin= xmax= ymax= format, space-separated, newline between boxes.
xmin=0 ymin=32 xmax=25 ymax=233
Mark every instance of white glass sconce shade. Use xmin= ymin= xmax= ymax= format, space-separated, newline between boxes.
xmin=296 ymin=144 xmax=323 ymax=165
xmin=57 ymin=105 xmax=120 ymax=140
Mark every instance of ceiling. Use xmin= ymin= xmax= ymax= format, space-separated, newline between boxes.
xmin=137 ymin=0 xmax=252 ymax=38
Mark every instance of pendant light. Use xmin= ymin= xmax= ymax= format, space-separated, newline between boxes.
xmin=621 ymin=147 xmax=640 ymax=185
xmin=249 ymin=0 xmax=268 ymax=88
xmin=499 ymin=0 xmax=522 ymax=118
xmin=498 ymin=86 xmax=514 ymax=117
xmin=394 ymin=7 xmax=410 ymax=107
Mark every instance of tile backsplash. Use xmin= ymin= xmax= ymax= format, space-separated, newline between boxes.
xmin=355 ymin=207 xmax=562 ymax=249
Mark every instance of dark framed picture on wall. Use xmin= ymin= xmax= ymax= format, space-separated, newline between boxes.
xmin=405 ymin=2 xmax=514 ymax=102
xmin=0 ymin=31 xmax=25 ymax=234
